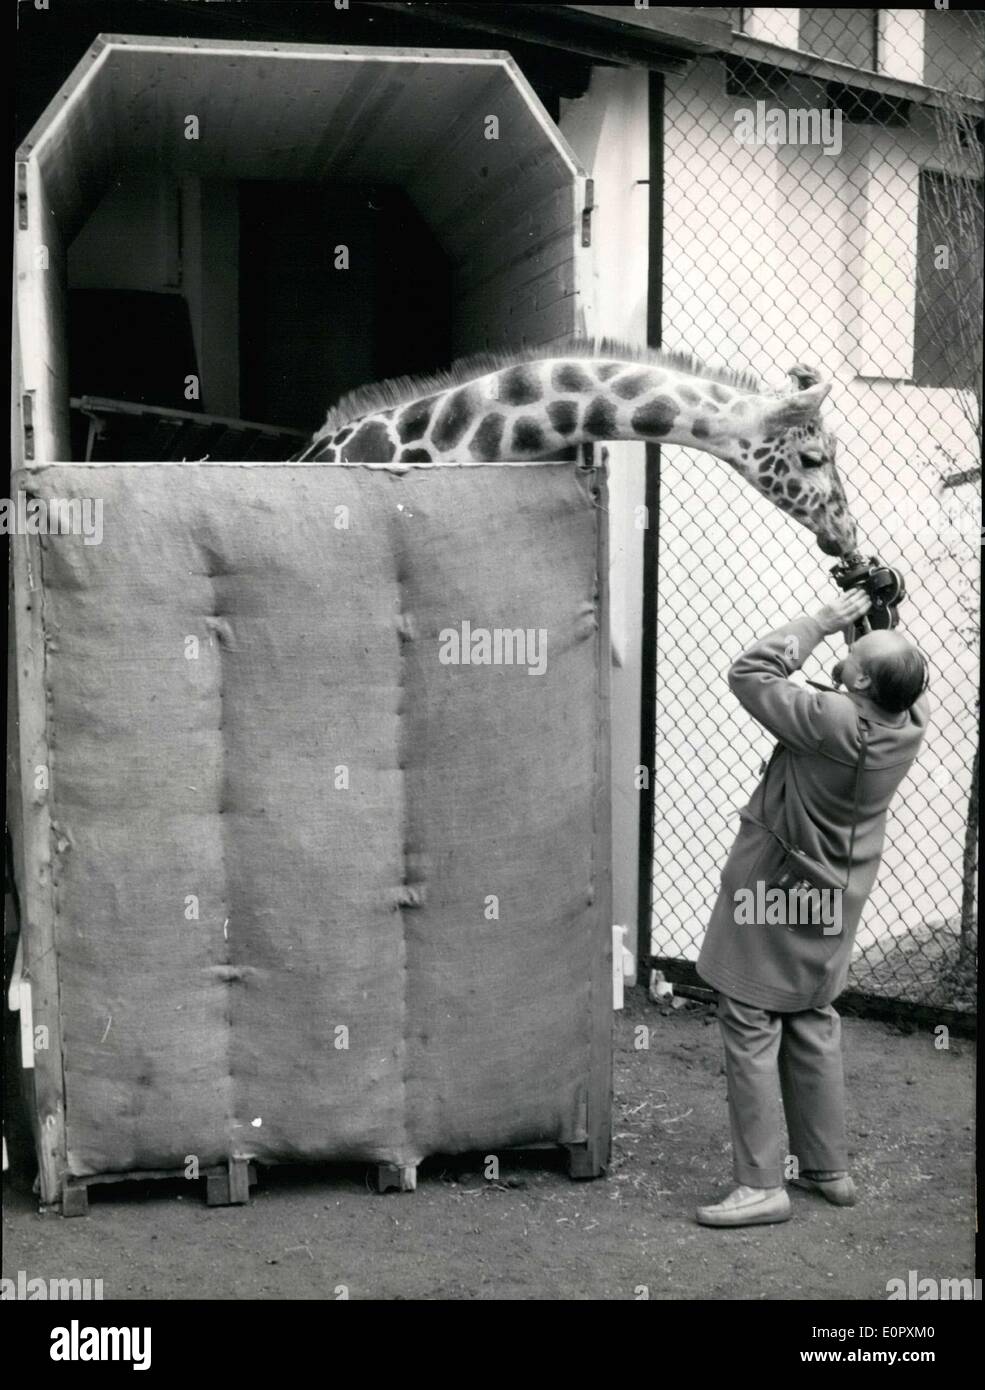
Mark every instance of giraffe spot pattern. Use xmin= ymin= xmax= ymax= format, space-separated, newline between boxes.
xmin=583 ymin=397 xmax=617 ymax=438
xmin=470 ymin=413 xmax=506 ymax=461
xmin=631 ymin=396 xmax=680 ymax=438
xmin=511 ymin=418 xmax=546 ymax=455
xmin=596 ymin=363 xmax=621 ymax=381
xmin=498 ymin=367 xmax=542 ymax=406
xmin=552 ymin=363 xmax=593 ymax=393
xmin=341 ymin=422 xmax=395 ymax=462
xmin=397 ymin=398 xmax=436 ymax=443
xmin=547 ymin=399 xmax=579 ymax=435
xmin=611 ymin=371 xmax=653 ymax=400
xmin=678 ymin=386 xmax=701 ymax=405
xmin=710 ymin=384 xmax=734 ymax=404
xmin=400 ymin=448 xmax=432 ymax=463
xmin=691 ymin=417 xmax=712 ymax=439
xmin=432 ymin=389 xmax=477 ymax=451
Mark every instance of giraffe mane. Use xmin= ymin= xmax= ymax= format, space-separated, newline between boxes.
xmin=317 ymin=337 xmax=764 ymax=437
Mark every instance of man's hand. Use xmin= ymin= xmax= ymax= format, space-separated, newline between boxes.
xmin=812 ymin=589 xmax=872 ymax=638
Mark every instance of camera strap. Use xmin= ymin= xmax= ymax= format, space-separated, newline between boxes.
xmin=843 ymin=717 xmax=869 ymax=888
xmin=746 ymin=715 xmax=870 ymax=892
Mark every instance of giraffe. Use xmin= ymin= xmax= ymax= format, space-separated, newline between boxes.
xmin=295 ymin=340 xmax=858 ymax=557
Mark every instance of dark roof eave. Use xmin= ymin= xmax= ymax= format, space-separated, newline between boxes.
xmin=368 ymin=3 xmax=730 ymax=73
xmin=371 ymin=3 xmax=984 ymax=114
xmin=730 ymin=30 xmax=985 ymax=116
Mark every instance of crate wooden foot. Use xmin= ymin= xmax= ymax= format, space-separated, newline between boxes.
xmin=205 ymin=1159 xmax=257 ymax=1207
xmin=228 ymin=1157 xmax=253 ymax=1204
xmin=565 ymin=1141 xmax=606 ymax=1180
xmin=62 ymin=1183 xmax=89 ymax=1217
xmin=205 ymin=1172 xmax=230 ymax=1206
xmin=375 ymin=1163 xmax=417 ymax=1193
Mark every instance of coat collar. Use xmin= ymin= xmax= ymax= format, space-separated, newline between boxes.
xmin=846 ymin=691 xmax=908 ymax=728
xmin=805 ymin=680 xmax=907 ymax=728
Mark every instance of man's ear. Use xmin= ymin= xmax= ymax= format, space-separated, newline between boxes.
xmin=762 ymin=381 xmax=831 ymax=431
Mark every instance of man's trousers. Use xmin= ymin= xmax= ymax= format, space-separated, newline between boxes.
xmin=716 ymin=992 xmax=849 ymax=1188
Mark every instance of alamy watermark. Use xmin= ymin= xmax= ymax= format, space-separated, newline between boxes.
xmin=438 ymin=619 xmax=547 ymax=675
xmin=886 ymin=1270 xmax=981 ymax=1300
xmin=887 ymin=491 xmax=982 ymax=549
xmin=1 ymin=491 xmax=103 ymax=545
xmin=1 ymin=1269 xmax=104 ymax=1299
xmin=50 ymin=1320 xmax=151 ymax=1371
xmin=734 ymin=882 xmax=843 ymax=935
xmin=733 ymin=101 xmax=843 ymax=157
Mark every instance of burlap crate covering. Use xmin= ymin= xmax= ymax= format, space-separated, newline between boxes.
xmin=11 ymin=462 xmax=612 ymax=1187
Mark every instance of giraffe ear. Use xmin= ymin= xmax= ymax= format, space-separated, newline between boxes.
xmin=788 ymin=363 xmax=823 ymax=391
xmin=762 ymin=381 xmax=830 ymax=430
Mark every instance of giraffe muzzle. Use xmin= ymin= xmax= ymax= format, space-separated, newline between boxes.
xmin=816 ymin=533 xmax=846 ymax=557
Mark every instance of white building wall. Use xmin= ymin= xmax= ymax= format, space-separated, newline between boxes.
xmin=743 ymin=9 xmax=800 ymax=49
xmin=879 ymin=10 xmax=926 ymax=84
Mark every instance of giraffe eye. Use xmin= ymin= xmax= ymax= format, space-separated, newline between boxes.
xmin=799 ymin=449 xmax=826 ymax=468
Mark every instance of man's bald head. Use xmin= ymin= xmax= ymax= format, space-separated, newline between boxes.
xmin=839 ymin=630 xmax=929 ymax=714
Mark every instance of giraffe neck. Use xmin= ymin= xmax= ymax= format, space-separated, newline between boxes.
xmin=321 ymin=357 xmax=758 ymax=466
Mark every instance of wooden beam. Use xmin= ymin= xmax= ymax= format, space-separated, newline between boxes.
xmin=587 ymin=453 xmax=614 ymax=1176
xmin=70 ymin=397 xmax=307 ymax=438
xmin=10 ymin=521 xmax=69 ymax=1207
xmin=370 ymin=2 xmax=700 ymax=73
xmin=565 ymin=4 xmax=734 ymax=54
xmin=729 ymin=31 xmax=985 ymax=118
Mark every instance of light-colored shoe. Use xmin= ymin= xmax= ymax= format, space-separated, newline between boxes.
xmin=791 ymin=1172 xmax=857 ymax=1206
xmin=695 ymin=1184 xmax=791 ymax=1228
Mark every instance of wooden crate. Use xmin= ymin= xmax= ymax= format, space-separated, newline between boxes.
xmin=10 ymin=36 xmax=609 ymax=1211
xmin=9 ymin=460 xmax=612 ymax=1212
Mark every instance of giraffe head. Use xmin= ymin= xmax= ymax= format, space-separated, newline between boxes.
xmin=713 ymin=364 xmax=856 ymax=557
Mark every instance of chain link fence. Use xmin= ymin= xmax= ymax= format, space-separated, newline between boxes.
xmin=649 ymin=9 xmax=981 ymax=1013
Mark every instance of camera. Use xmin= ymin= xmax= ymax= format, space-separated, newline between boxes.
xmin=830 ymin=554 xmax=907 ymax=635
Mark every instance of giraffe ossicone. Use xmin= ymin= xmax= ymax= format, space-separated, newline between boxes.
xmin=296 ymin=338 xmax=857 ymax=557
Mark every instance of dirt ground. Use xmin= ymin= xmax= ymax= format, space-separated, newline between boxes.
xmin=2 ymin=987 xmax=976 ymax=1301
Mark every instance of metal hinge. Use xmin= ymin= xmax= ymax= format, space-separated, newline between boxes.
xmin=22 ymin=392 xmax=35 ymax=461
xmin=17 ymin=163 xmax=28 ymax=230
xmin=581 ymin=178 xmax=595 ymax=247
xmin=8 ymin=935 xmax=35 ymax=1070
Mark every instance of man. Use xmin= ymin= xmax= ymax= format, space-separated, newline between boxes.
xmin=695 ymin=589 xmax=931 ymax=1227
